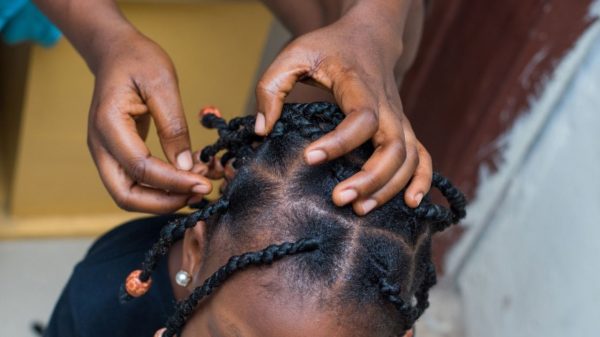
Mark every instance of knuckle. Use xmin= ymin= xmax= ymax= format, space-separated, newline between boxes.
xmin=128 ymin=157 xmax=149 ymax=182
xmin=256 ymin=79 xmax=278 ymax=97
xmin=113 ymin=190 xmax=134 ymax=212
xmin=158 ymin=120 xmax=188 ymax=141
xmin=389 ymin=140 xmax=407 ymax=163
xmin=358 ymin=108 xmax=379 ymax=131
xmin=326 ymin=132 xmax=352 ymax=155
xmin=407 ymin=145 xmax=419 ymax=163
xmin=356 ymin=171 xmax=381 ymax=195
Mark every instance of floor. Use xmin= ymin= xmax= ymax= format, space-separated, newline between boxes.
xmin=0 ymin=238 xmax=92 ymax=337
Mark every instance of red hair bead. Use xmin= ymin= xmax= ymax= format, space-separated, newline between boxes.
xmin=199 ymin=105 xmax=222 ymax=119
xmin=125 ymin=269 xmax=152 ymax=298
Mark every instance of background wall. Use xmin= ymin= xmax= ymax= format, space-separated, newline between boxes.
xmin=0 ymin=1 xmax=272 ymax=238
xmin=454 ymin=4 xmax=600 ymax=336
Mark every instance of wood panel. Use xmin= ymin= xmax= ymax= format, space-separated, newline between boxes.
xmin=1 ymin=1 xmax=272 ymax=238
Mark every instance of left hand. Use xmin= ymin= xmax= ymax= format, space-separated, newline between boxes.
xmin=254 ymin=12 xmax=432 ymax=215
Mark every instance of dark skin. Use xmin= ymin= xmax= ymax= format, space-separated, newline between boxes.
xmin=33 ymin=0 xmax=431 ymax=215
xmin=167 ymin=221 xmax=414 ymax=337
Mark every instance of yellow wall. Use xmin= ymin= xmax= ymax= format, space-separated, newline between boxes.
xmin=1 ymin=2 xmax=272 ymax=238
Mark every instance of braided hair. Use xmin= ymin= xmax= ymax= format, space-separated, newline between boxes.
xmin=121 ymin=102 xmax=466 ymax=337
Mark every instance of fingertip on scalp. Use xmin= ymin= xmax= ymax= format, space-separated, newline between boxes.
xmin=332 ymin=188 xmax=358 ymax=207
xmin=254 ymin=112 xmax=266 ymax=135
xmin=404 ymin=191 xmax=423 ymax=208
xmin=304 ymin=148 xmax=328 ymax=165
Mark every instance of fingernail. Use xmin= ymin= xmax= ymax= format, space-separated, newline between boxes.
xmin=339 ymin=189 xmax=358 ymax=205
xmin=414 ymin=193 xmax=424 ymax=206
xmin=361 ymin=199 xmax=378 ymax=214
xmin=176 ymin=150 xmax=193 ymax=171
xmin=192 ymin=184 xmax=210 ymax=194
xmin=255 ymin=112 xmax=266 ymax=135
xmin=187 ymin=194 xmax=205 ymax=206
xmin=305 ymin=149 xmax=327 ymax=164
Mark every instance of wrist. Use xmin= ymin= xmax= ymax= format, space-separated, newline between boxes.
xmin=80 ymin=22 xmax=140 ymax=75
xmin=335 ymin=1 xmax=409 ymax=60
xmin=340 ymin=0 xmax=410 ymax=38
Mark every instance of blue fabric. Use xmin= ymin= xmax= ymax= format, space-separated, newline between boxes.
xmin=44 ymin=215 xmax=178 ymax=337
xmin=0 ymin=0 xmax=60 ymax=47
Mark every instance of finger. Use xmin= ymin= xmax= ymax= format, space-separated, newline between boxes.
xmin=332 ymin=138 xmax=407 ymax=207
xmin=191 ymin=161 xmax=209 ymax=176
xmin=201 ymin=155 xmax=225 ymax=180
xmin=304 ymin=78 xmax=378 ymax=164
xmin=352 ymin=143 xmax=420 ymax=215
xmin=255 ymin=52 xmax=311 ymax=135
xmin=91 ymin=141 xmax=191 ymax=214
xmin=404 ymin=141 xmax=432 ymax=208
xmin=143 ymin=72 xmax=193 ymax=171
xmin=223 ymin=161 xmax=236 ymax=181
xmin=95 ymin=110 xmax=211 ymax=194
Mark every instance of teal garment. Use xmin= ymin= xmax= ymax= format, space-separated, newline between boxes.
xmin=0 ymin=0 xmax=60 ymax=47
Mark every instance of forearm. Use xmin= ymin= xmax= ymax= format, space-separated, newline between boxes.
xmin=32 ymin=0 xmax=137 ymax=73
xmin=262 ymin=0 xmax=414 ymax=38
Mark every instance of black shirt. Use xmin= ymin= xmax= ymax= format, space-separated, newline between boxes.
xmin=44 ymin=215 xmax=178 ymax=337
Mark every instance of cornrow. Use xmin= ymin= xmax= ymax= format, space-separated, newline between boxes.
xmin=121 ymin=102 xmax=466 ymax=337
xmin=163 ymin=238 xmax=320 ymax=337
xmin=378 ymin=260 xmax=438 ymax=332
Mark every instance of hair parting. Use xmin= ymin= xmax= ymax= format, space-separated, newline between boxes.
xmin=119 ymin=102 xmax=467 ymax=337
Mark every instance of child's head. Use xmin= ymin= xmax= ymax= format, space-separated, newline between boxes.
xmin=123 ymin=102 xmax=466 ymax=337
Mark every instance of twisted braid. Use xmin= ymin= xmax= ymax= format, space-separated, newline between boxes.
xmin=199 ymin=103 xmax=345 ymax=167
xmin=194 ymin=102 xmax=466 ymax=334
xmin=120 ymin=198 xmax=229 ymax=302
xmin=377 ymin=261 xmax=438 ymax=332
xmin=413 ymin=172 xmax=467 ymax=233
xmin=163 ymin=238 xmax=321 ymax=337
xmin=122 ymin=102 xmax=467 ymax=336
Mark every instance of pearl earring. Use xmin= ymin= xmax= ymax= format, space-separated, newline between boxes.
xmin=175 ymin=270 xmax=191 ymax=287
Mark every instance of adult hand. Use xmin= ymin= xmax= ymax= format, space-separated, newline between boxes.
xmin=87 ymin=30 xmax=211 ymax=213
xmin=255 ymin=5 xmax=432 ymax=215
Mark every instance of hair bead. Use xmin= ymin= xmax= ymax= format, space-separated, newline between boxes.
xmin=124 ymin=270 xmax=152 ymax=298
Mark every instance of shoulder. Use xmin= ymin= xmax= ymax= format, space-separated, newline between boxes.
xmin=83 ymin=214 xmax=181 ymax=265
xmin=47 ymin=215 xmax=180 ymax=337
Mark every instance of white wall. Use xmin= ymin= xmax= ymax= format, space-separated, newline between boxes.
xmin=455 ymin=5 xmax=600 ymax=337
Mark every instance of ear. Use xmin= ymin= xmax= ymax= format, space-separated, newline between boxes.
xmin=181 ymin=221 xmax=209 ymax=287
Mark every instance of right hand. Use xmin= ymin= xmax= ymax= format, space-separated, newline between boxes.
xmin=87 ymin=30 xmax=212 ymax=213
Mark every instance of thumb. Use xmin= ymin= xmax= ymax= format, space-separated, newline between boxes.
xmin=145 ymin=75 xmax=193 ymax=171
xmin=255 ymin=50 xmax=311 ymax=135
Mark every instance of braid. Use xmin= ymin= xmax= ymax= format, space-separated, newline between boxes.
xmin=199 ymin=114 xmax=259 ymax=167
xmin=120 ymin=102 xmax=468 ymax=336
xmin=379 ymin=278 xmax=419 ymax=331
xmin=377 ymin=262 xmax=437 ymax=333
xmin=414 ymin=172 xmax=466 ymax=233
xmin=120 ymin=198 xmax=229 ymax=302
xmin=413 ymin=261 xmax=437 ymax=317
xmin=162 ymin=238 xmax=321 ymax=337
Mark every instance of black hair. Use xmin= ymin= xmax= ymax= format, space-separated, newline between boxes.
xmin=121 ymin=102 xmax=466 ymax=337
